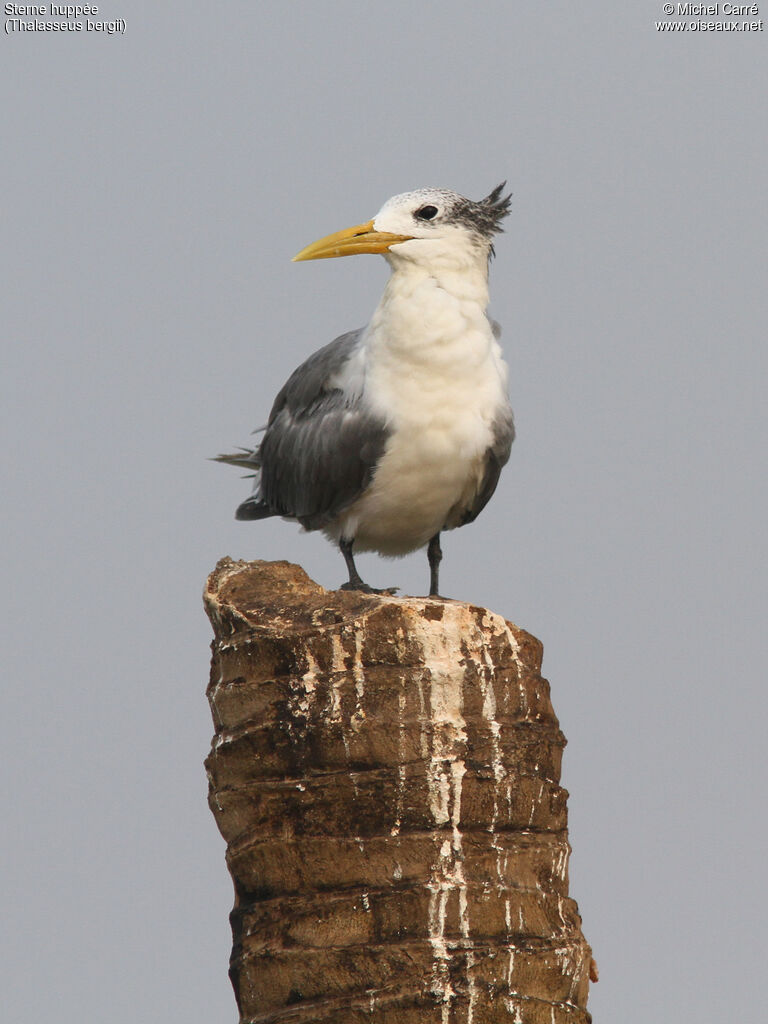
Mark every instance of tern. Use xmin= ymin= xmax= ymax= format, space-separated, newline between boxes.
xmin=216 ymin=184 xmax=515 ymax=597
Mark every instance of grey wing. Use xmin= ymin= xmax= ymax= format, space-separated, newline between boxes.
xmin=460 ymin=405 xmax=515 ymax=526
xmin=236 ymin=330 xmax=389 ymax=530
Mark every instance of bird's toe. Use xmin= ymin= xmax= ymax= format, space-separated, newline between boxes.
xmin=340 ymin=581 xmax=398 ymax=596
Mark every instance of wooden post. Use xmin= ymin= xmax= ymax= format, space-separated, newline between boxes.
xmin=204 ymin=558 xmax=594 ymax=1023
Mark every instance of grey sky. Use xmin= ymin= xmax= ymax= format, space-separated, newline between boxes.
xmin=2 ymin=2 xmax=766 ymax=1021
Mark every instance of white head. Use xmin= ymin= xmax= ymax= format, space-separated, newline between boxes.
xmin=372 ymin=185 xmax=511 ymax=270
xmin=293 ymin=184 xmax=511 ymax=273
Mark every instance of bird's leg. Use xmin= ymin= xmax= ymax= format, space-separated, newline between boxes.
xmin=340 ymin=537 xmax=367 ymax=590
xmin=427 ymin=532 xmax=442 ymax=597
xmin=339 ymin=538 xmax=398 ymax=595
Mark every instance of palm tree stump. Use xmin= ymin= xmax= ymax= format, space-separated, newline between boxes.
xmin=204 ymin=558 xmax=594 ymax=1023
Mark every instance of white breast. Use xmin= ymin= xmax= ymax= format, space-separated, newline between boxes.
xmin=329 ymin=268 xmax=510 ymax=556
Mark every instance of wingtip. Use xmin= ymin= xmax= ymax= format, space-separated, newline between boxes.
xmin=235 ymin=497 xmax=273 ymax=521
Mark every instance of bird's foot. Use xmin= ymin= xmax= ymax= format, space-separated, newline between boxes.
xmin=340 ymin=581 xmax=399 ymax=596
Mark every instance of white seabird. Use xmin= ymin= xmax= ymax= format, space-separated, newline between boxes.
xmin=216 ymin=184 xmax=515 ymax=596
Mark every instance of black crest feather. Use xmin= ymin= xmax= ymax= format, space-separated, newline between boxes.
xmin=451 ymin=181 xmax=513 ymax=243
xmin=480 ymin=182 xmax=513 ymax=230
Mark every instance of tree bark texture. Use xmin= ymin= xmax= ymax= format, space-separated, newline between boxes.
xmin=204 ymin=558 xmax=593 ymax=1024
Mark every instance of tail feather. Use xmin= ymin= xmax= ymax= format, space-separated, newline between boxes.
xmin=214 ymin=448 xmax=274 ymax=520
xmin=212 ymin=448 xmax=261 ymax=472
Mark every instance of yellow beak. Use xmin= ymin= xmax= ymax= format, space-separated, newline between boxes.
xmin=292 ymin=219 xmax=414 ymax=261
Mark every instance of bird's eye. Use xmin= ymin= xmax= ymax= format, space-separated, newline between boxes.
xmin=414 ymin=205 xmax=438 ymax=222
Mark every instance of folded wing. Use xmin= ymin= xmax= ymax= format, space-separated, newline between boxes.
xmin=218 ymin=330 xmax=390 ymax=531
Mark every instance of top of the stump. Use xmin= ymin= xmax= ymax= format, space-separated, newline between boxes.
xmin=203 ymin=557 xmax=543 ymax=671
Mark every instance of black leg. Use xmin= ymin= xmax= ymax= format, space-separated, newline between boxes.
xmin=339 ymin=537 xmax=367 ymax=590
xmin=338 ymin=538 xmax=399 ymax=595
xmin=427 ymin=532 xmax=442 ymax=597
